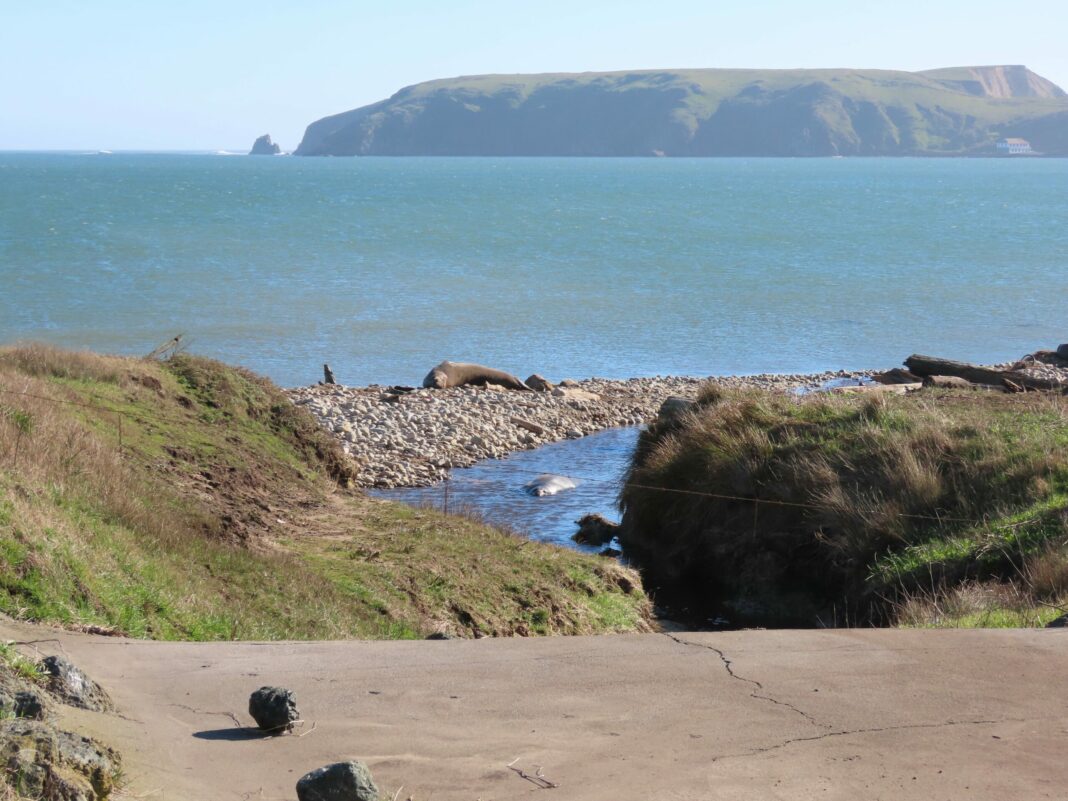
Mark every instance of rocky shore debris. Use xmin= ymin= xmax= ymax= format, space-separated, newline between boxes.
xmin=572 ymin=514 xmax=620 ymax=547
xmin=296 ymin=760 xmax=379 ymax=801
xmin=287 ymin=370 xmax=872 ymax=488
xmin=904 ymin=350 xmax=1068 ymax=392
xmin=41 ymin=655 xmax=114 ymax=712
xmin=249 ymin=686 xmax=300 ymax=734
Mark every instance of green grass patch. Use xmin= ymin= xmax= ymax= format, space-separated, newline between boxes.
xmin=0 ymin=344 xmax=651 ymax=640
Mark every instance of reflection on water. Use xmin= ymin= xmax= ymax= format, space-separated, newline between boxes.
xmin=372 ymin=427 xmax=641 ymax=551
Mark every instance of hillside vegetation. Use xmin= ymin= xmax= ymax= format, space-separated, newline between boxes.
xmin=0 ymin=345 xmax=649 ymax=640
xmin=618 ymin=386 xmax=1068 ymax=627
xmin=296 ymin=65 xmax=1068 ymax=157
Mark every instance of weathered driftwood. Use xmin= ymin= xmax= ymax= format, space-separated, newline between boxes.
xmin=831 ymin=383 xmax=921 ymax=395
xmin=922 ymin=375 xmax=1005 ymax=392
xmin=905 ymin=354 xmax=1064 ymax=391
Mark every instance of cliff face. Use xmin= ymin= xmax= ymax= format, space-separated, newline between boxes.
xmin=296 ymin=66 xmax=1068 ymax=157
xmin=919 ymin=65 xmax=1067 ymax=100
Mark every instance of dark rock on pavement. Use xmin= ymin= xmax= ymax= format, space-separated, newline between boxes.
xmin=296 ymin=760 xmax=379 ymax=801
xmin=40 ymin=656 xmax=113 ymax=712
xmin=249 ymin=686 xmax=300 ymax=733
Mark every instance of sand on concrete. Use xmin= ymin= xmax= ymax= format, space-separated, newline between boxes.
xmin=3 ymin=618 xmax=1066 ymax=801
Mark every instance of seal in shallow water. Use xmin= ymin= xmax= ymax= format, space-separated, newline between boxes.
xmin=523 ymin=474 xmax=578 ymax=497
xmin=422 ymin=361 xmax=530 ymax=390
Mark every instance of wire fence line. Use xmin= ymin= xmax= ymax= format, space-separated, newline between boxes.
xmin=0 ymin=384 xmax=1016 ymax=530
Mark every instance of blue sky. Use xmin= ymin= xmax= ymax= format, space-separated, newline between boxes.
xmin=2 ymin=0 xmax=1065 ymax=150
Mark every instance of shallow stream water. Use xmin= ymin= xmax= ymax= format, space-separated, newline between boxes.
xmin=372 ymin=426 xmax=640 ymax=550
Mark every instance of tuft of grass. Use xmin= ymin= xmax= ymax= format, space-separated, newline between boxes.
xmin=0 ymin=644 xmax=43 ymax=684
xmin=0 ymin=344 xmax=650 ymax=640
xmin=619 ymin=386 xmax=1068 ymax=626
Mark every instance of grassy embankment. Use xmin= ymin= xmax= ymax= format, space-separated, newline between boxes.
xmin=619 ymin=386 xmax=1068 ymax=627
xmin=0 ymin=344 xmax=649 ymax=640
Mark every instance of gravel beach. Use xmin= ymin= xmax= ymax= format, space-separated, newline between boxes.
xmin=287 ymin=370 xmax=875 ymax=488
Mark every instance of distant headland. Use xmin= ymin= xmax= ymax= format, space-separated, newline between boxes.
xmin=294 ymin=65 xmax=1068 ymax=157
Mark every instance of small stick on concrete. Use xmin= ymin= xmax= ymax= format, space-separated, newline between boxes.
xmin=507 ymin=758 xmax=558 ymax=789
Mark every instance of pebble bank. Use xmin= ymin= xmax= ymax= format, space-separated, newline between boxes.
xmin=286 ymin=371 xmax=873 ymax=488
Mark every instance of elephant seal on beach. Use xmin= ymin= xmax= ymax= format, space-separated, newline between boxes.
xmin=422 ymin=361 xmax=530 ymax=391
xmin=523 ymin=474 xmax=577 ymax=497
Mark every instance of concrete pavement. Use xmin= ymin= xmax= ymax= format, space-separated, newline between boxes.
xmin=3 ymin=619 xmax=1066 ymax=800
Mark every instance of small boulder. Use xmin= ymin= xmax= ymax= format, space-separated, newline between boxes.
xmin=1058 ymin=343 xmax=1068 ymax=360
xmin=40 ymin=656 xmax=113 ymax=712
xmin=572 ymin=514 xmax=619 ymax=547
xmin=249 ymin=134 xmax=282 ymax=155
xmin=525 ymin=374 xmax=555 ymax=392
xmin=657 ymin=396 xmax=694 ymax=423
xmin=248 ymin=686 xmax=300 ymax=734
xmin=559 ymin=379 xmax=579 ymax=388
xmin=296 ymin=761 xmax=379 ymax=801
xmin=13 ymin=690 xmax=47 ymax=720
xmin=0 ymin=671 xmax=49 ymax=721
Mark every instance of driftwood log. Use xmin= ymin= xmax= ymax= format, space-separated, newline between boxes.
xmin=922 ymin=375 xmax=1005 ymax=392
xmin=831 ymin=383 xmax=921 ymax=395
xmin=905 ymin=354 xmax=1064 ymax=392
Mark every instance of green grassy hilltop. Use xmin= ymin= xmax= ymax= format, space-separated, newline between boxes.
xmin=296 ymin=64 xmax=1068 ymax=157
xmin=0 ymin=345 xmax=649 ymax=640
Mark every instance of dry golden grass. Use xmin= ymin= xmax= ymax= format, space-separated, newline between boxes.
xmin=619 ymin=385 xmax=1068 ymax=626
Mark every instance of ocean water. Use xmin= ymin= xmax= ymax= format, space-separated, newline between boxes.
xmin=2 ymin=153 xmax=1066 ymax=388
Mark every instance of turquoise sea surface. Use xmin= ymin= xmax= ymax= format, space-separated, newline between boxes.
xmin=2 ymin=153 xmax=1066 ymax=388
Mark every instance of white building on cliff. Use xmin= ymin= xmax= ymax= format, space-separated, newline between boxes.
xmin=996 ymin=138 xmax=1033 ymax=155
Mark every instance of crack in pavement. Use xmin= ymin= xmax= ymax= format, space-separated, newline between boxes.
xmin=711 ymin=717 xmax=1017 ymax=762
xmin=661 ymin=633 xmax=829 ymax=729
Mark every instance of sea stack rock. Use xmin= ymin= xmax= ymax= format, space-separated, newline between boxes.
xmin=249 ymin=134 xmax=282 ymax=155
